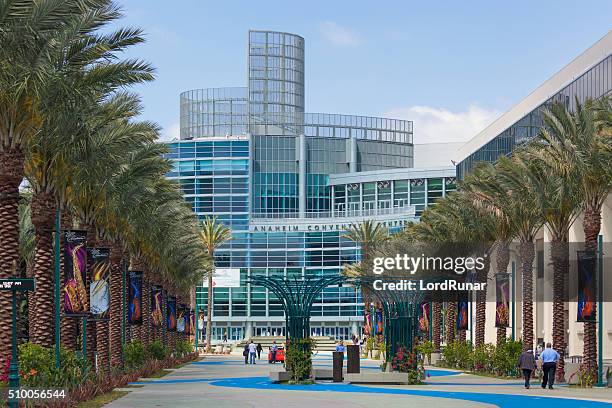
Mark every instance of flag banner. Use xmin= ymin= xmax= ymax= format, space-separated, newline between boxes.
xmin=184 ymin=308 xmax=191 ymax=335
xmin=88 ymin=248 xmax=111 ymax=320
xmin=63 ymin=230 xmax=88 ymax=316
xmin=177 ymin=304 xmax=186 ymax=333
xmin=419 ymin=302 xmax=430 ymax=333
xmin=128 ymin=271 xmax=143 ymax=325
xmin=188 ymin=309 xmax=195 ymax=336
xmin=364 ymin=309 xmax=372 ymax=336
xmin=375 ymin=308 xmax=383 ymax=335
xmin=577 ymin=251 xmax=597 ymax=322
xmin=167 ymin=296 xmax=177 ymax=332
xmin=495 ymin=274 xmax=510 ymax=328
xmin=456 ymin=299 xmax=468 ymax=331
xmin=151 ymin=285 xmax=163 ymax=327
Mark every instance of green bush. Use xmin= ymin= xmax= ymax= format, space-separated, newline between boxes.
xmin=492 ymin=338 xmax=522 ymax=377
xmin=473 ymin=343 xmax=495 ymax=372
xmin=441 ymin=342 xmax=457 ymax=368
xmin=17 ymin=343 xmax=85 ymax=389
xmin=415 ymin=340 xmax=435 ymax=365
xmin=124 ymin=341 xmax=146 ymax=372
xmin=175 ymin=340 xmax=193 ymax=357
xmin=454 ymin=340 xmax=473 ymax=370
xmin=146 ymin=340 xmax=167 ymax=361
xmin=285 ymin=338 xmax=314 ymax=382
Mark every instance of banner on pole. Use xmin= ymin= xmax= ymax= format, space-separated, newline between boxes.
xmin=188 ymin=309 xmax=195 ymax=336
xmin=167 ymin=296 xmax=177 ymax=332
xmin=457 ymin=299 xmax=468 ymax=331
xmin=128 ymin=271 xmax=143 ymax=325
xmin=151 ymin=285 xmax=163 ymax=327
xmin=495 ymin=274 xmax=510 ymax=328
xmin=63 ymin=230 xmax=88 ymax=316
xmin=577 ymin=251 xmax=597 ymax=322
xmin=177 ymin=304 xmax=186 ymax=333
xmin=88 ymin=248 xmax=111 ymax=320
xmin=419 ymin=302 xmax=430 ymax=333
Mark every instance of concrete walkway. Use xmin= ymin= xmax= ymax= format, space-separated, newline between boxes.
xmin=106 ymin=353 xmax=612 ymax=408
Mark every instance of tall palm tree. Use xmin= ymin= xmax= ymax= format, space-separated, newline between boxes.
xmin=493 ymin=155 xmax=544 ymax=352
xmin=342 ymin=220 xmax=389 ymax=337
xmin=0 ymin=0 xmax=99 ymax=369
xmin=521 ymin=123 xmax=583 ymax=381
xmin=199 ymin=217 xmax=231 ymax=353
xmin=535 ymin=98 xmax=612 ymax=378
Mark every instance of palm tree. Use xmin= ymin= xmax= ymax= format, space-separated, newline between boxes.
xmin=520 ymin=122 xmax=583 ymax=381
xmin=0 ymin=0 xmax=92 ymax=369
xmin=342 ymin=220 xmax=389 ymax=338
xmin=492 ymin=155 xmax=544 ymax=352
xmin=535 ymin=97 xmax=612 ymax=378
xmin=199 ymin=217 xmax=231 ymax=353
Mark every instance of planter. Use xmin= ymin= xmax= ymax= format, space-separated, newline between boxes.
xmin=373 ymin=350 xmax=380 ymax=359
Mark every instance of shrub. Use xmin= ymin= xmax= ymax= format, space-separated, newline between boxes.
xmin=454 ymin=340 xmax=473 ymax=370
xmin=285 ymin=338 xmax=315 ymax=382
xmin=492 ymin=338 xmax=522 ymax=377
xmin=568 ymin=363 xmax=596 ymax=387
xmin=175 ymin=340 xmax=194 ymax=357
xmin=391 ymin=347 xmax=417 ymax=372
xmin=442 ymin=342 xmax=457 ymax=368
xmin=124 ymin=341 xmax=146 ymax=372
xmin=407 ymin=365 xmax=426 ymax=384
xmin=416 ymin=340 xmax=435 ymax=365
xmin=472 ymin=343 xmax=495 ymax=372
xmin=16 ymin=342 xmax=85 ymax=389
xmin=146 ymin=340 xmax=167 ymax=361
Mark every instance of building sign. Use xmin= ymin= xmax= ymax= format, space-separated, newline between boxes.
xmin=249 ymin=218 xmax=411 ymax=233
xmin=202 ymin=268 xmax=240 ymax=288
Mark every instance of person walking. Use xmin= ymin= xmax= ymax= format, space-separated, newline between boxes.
xmin=270 ymin=341 xmax=278 ymax=364
xmin=540 ymin=343 xmax=560 ymax=389
xmin=248 ymin=340 xmax=258 ymax=364
xmin=243 ymin=343 xmax=249 ymax=365
xmin=256 ymin=343 xmax=263 ymax=360
xmin=517 ymin=349 xmax=536 ymax=389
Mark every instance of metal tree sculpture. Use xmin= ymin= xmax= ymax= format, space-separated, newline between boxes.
xmin=249 ymin=275 xmax=347 ymax=344
xmin=358 ymin=276 xmax=424 ymax=361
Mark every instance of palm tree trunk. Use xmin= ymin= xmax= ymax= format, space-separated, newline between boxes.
xmin=30 ymin=191 xmax=57 ymax=348
xmin=519 ymin=240 xmax=535 ymax=351
xmin=109 ymin=243 xmax=124 ymax=366
xmin=475 ymin=256 xmax=489 ymax=347
xmin=496 ymin=242 xmax=510 ymax=345
xmin=95 ymin=320 xmax=109 ymax=374
xmin=60 ymin=210 xmax=77 ymax=350
xmin=582 ymin=206 xmax=600 ymax=379
xmin=551 ymin=239 xmax=568 ymax=382
xmin=432 ymin=301 xmax=441 ymax=351
xmin=206 ymin=272 xmax=213 ymax=353
xmin=0 ymin=147 xmax=24 ymax=368
xmin=26 ymin=262 xmax=36 ymax=341
xmin=446 ymin=302 xmax=456 ymax=344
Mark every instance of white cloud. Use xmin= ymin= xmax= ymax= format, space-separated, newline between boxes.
xmin=318 ymin=21 xmax=362 ymax=46
xmin=159 ymin=122 xmax=180 ymax=142
xmin=383 ymin=105 xmax=501 ymax=144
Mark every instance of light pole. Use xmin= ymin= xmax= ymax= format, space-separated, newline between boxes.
xmin=597 ymin=235 xmax=604 ymax=387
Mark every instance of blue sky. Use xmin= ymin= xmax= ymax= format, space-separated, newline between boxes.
xmin=113 ymin=0 xmax=612 ymax=144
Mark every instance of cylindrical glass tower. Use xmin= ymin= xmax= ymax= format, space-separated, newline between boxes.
xmin=248 ymin=30 xmax=305 ymax=136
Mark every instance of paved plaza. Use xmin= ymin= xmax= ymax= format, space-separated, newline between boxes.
xmin=106 ymin=353 xmax=612 ymax=408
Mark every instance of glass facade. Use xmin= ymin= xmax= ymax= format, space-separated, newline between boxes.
xmin=458 ymin=54 xmax=612 ymax=178
xmin=167 ymin=30 xmax=448 ymax=343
